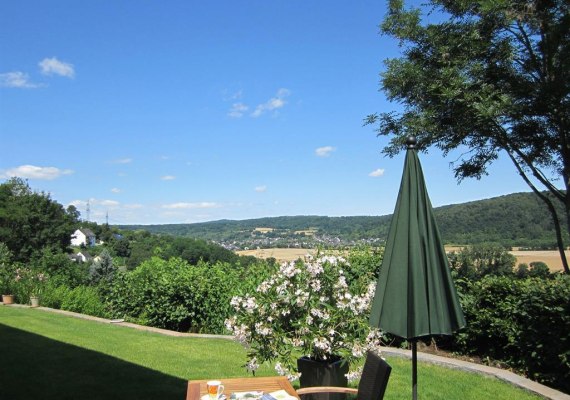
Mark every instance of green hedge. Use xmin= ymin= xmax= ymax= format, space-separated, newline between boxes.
xmin=453 ymin=274 xmax=570 ymax=393
xmin=41 ymin=283 xmax=108 ymax=318
xmin=108 ymin=257 xmax=243 ymax=333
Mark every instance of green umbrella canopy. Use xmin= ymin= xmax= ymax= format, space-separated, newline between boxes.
xmin=369 ymin=138 xmax=466 ymax=340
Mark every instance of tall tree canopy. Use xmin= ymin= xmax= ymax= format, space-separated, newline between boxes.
xmin=366 ymin=0 xmax=570 ymax=273
xmin=0 ymin=178 xmax=79 ymax=262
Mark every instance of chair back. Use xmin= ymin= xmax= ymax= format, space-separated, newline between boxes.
xmin=357 ymin=351 xmax=392 ymax=400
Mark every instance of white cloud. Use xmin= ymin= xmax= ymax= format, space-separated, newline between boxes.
xmin=124 ymin=203 xmax=143 ymax=209
xmin=315 ymin=146 xmax=336 ymax=157
xmin=255 ymin=185 xmax=267 ymax=193
xmin=162 ymin=202 xmax=219 ymax=209
xmin=0 ymin=72 xmax=41 ymax=88
xmin=369 ymin=168 xmax=385 ymax=177
xmin=111 ymin=188 xmax=121 ymax=193
xmin=1 ymin=165 xmax=73 ymax=180
xmin=161 ymin=175 xmax=176 ymax=181
xmin=228 ymin=102 xmax=249 ymax=118
xmin=39 ymin=57 xmax=75 ymax=78
xmin=251 ymin=88 xmax=291 ymax=117
xmin=110 ymin=158 xmax=132 ymax=164
xmin=100 ymin=199 xmax=120 ymax=207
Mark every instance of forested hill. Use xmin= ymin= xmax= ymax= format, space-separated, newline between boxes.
xmin=120 ymin=191 xmax=567 ymax=248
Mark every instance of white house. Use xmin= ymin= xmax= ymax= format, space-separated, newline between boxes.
xmin=71 ymin=228 xmax=96 ymax=247
xmin=70 ymin=251 xmax=93 ymax=263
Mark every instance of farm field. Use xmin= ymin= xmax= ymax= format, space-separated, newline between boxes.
xmin=237 ymin=248 xmax=316 ymax=261
xmin=510 ymin=249 xmax=567 ymax=272
xmin=237 ymin=248 xmax=566 ymax=272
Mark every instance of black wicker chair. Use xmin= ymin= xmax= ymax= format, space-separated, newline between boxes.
xmin=296 ymin=351 xmax=392 ymax=400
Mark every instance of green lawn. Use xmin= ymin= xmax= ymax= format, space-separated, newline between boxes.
xmin=0 ymin=306 xmax=543 ymax=400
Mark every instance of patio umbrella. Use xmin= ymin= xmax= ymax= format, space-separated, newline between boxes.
xmin=369 ymin=136 xmax=466 ymax=400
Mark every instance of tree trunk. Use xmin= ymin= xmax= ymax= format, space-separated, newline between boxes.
xmin=506 ymin=151 xmax=570 ymax=274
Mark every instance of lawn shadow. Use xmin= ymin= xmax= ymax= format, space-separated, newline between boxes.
xmin=0 ymin=323 xmax=187 ymax=400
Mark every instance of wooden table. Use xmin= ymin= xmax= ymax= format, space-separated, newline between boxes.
xmin=186 ymin=376 xmax=299 ymax=400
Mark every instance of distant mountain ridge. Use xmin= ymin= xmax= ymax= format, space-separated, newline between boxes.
xmin=120 ymin=191 xmax=566 ymax=248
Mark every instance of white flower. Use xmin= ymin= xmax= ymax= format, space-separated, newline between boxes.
xmin=345 ymin=367 xmax=363 ymax=383
xmin=351 ymin=343 xmax=365 ymax=357
xmin=334 ymin=276 xmax=348 ymax=289
xmin=257 ymin=280 xmax=272 ymax=293
xmin=279 ymin=261 xmax=300 ymax=278
xmin=313 ymin=337 xmax=332 ymax=353
xmin=310 ymin=279 xmax=321 ymax=292
xmin=255 ymin=322 xmax=272 ymax=336
xmin=246 ymin=357 xmax=259 ymax=372
xmin=306 ymin=261 xmax=324 ymax=277
xmin=243 ymin=297 xmax=258 ymax=313
xmin=275 ymin=362 xmax=292 ymax=377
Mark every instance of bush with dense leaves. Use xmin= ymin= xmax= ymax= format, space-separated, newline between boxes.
xmin=453 ymin=274 xmax=570 ymax=393
xmin=108 ymin=257 xmax=243 ymax=333
xmin=41 ymin=282 xmax=108 ymax=317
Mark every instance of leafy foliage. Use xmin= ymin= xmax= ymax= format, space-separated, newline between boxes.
xmin=108 ymin=257 xmax=243 ymax=333
xmin=40 ymin=283 xmax=109 ymax=318
xmin=452 ymin=274 xmax=570 ymax=393
xmin=89 ymin=249 xmax=116 ymax=287
xmin=0 ymin=178 xmax=79 ymax=262
xmin=33 ymin=249 xmax=89 ymax=288
xmin=120 ymin=231 xmax=244 ymax=270
xmin=448 ymin=243 xmax=517 ymax=279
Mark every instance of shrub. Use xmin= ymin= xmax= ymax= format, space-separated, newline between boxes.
xmin=226 ymin=255 xmax=382 ymax=380
xmin=61 ymin=286 xmax=109 ymax=317
xmin=448 ymin=243 xmax=516 ymax=279
xmin=39 ymin=283 xmax=108 ymax=317
xmin=41 ymin=283 xmax=71 ymax=309
xmin=108 ymin=257 xmax=241 ymax=333
xmin=452 ymin=274 xmax=570 ymax=393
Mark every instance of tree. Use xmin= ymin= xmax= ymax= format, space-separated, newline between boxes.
xmin=448 ymin=243 xmax=516 ymax=278
xmin=366 ymin=0 xmax=570 ymax=274
xmin=0 ymin=178 xmax=80 ymax=262
xmin=89 ymin=249 xmax=116 ymax=287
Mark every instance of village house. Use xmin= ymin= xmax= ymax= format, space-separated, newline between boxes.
xmin=70 ymin=251 xmax=93 ymax=263
xmin=71 ymin=228 xmax=96 ymax=247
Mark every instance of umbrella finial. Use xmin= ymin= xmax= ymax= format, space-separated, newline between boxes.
xmin=406 ymin=136 xmax=417 ymax=149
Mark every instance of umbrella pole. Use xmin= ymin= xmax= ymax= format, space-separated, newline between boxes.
xmin=412 ymin=340 xmax=417 ymax=400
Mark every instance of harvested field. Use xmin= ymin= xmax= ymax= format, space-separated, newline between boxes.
xmin=236 ymin=248 xmax=315 ymax=261
xmin=238 ymin=247 xmax=566 ymax=272
xmin=510 ymin=250 xmax=567 ymax=272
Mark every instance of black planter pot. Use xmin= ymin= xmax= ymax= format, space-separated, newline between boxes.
xmin=297 ymin=356 xmax=348 ymax=400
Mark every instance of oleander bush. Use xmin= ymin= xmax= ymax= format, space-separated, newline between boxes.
xmin=452 ymin=274 xmax=570 ymax=393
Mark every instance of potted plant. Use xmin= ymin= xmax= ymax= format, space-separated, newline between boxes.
xmin=29 ymin=272 xmax=47 ymax=307
xmin=226 ymin=255 xmax=382 ymax=399
xmin=0 ymin=260 xmax=15 ymax=305
xmin=15 ymin=267 xmax=47 ymax=307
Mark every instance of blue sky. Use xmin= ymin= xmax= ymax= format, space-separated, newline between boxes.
xmin=0 ymin=1 xmax=533 ymax=225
